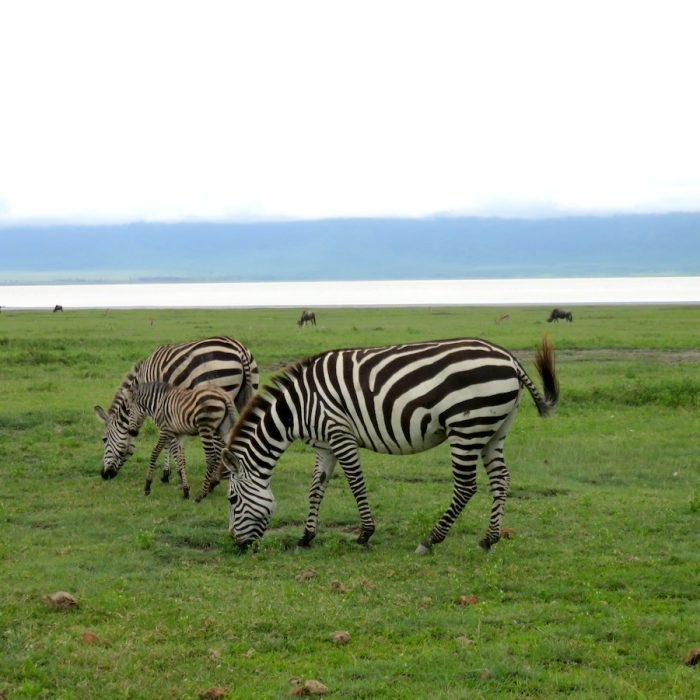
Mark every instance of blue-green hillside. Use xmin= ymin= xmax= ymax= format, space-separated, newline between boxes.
xmin=1 ymin=212 xmax=699 ymax=284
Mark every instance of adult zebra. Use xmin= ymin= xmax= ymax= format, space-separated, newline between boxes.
xmin=95 ymin=336 xmax=259 ymax=484
xmin=223 ymin=335 xmax=558 ymax=552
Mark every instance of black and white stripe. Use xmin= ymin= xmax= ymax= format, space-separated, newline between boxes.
xmin=223 ymin=335 xmax=558 ymax=552
xmin=95 ymin=336 xmax=259 ymax=484
xmin=126 ymin=380 xmax=235 ymax=501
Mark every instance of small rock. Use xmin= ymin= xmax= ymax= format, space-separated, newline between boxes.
xmin=304 ymin=679 xmax=329 ymax=695
xmin=684 ymin=647 xmax=700 ymax=666
xmin=295 ymin=570 xmax=316 ymax=582
xmin=456 ymin=635 xmax=475 ymax=645
xmin=80 ymin=630 xmax=101 ymax=645
xmin=289 ymin=679 xmax=330 ymax=696
xmin=198 ymin=687 xmax=227 ymax=699
xmin=480 ymin=669 xmax=492 ymax=680
xmin=329 ymin=630 xmax=351 ymax=645
xmin=456 ymin=594 xmax=478 ymax=606
xmin=46 ymin=591 xmax=78 ymax=608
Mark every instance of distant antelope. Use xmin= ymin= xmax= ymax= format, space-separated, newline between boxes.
xmin=53 ymin=305 xmax=63 ymax=313
xmin=495 ymin=313 xmax=511 ymax=324
xmin=297 ymin=310 xmax=316 ymax=327
xmin=547 ymin=308 xmax=573 ymax=323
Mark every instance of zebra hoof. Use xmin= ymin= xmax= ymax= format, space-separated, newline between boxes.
xmin=415 ymin=540 xmax=430 ymax=554
xmin=160 ymin=474 xmax=170 ymax=484
xmin=478 ymin=537 xmax=493 ymax=551
xmin=183 ymin=489 xmax=190 ymax=500
xmin=297 ymin=529 xmax=315 ymax=548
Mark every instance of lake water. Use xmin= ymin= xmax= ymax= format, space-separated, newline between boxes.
xmin=1 ymin=277 xmax=700 ymax=309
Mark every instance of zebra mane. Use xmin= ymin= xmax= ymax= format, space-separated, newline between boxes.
xmin=108 ymin=359 xmax=145 ymax=414
xmin=228 ymin=355 xmax=315 ymax=442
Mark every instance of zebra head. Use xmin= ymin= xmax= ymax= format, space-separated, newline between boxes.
xmin=94 ymin=389 xmax=136 ymax=480
xmin=222 ymin=447 xmax=277 ymax=546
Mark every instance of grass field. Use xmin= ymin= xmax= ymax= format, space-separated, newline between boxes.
xmin=1 ymin=304 xmax=699 ymax=699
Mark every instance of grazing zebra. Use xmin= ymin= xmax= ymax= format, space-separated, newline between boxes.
xmin=223 ymin=335 xmax=558 ymax=553
xmin=53 ymin=304 xmax=63 ymax=313
xmin=297 ymin=310 xmax=316 ymax=327
xmin=547 ymin=308 xmax=573 ymax=322
xmin=125 ymin=380 xmax=235 ymax=501
xmin=95 ymin=336 xmax=259 ymax=485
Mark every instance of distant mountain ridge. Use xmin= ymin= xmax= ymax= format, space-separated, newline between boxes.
xmin=1 ymin=213 xmax=699 ymax=284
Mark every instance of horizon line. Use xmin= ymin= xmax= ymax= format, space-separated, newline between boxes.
xmin=2 ymin=208 xmax=700 ymax=229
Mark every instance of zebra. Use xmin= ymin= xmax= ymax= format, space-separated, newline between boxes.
xmin=124 ymin=380 xmax=236 ymax=501
xmin=547 ymin=308 xmax=573 ymax=322
xmin=222 ymin=335 xmax=558 ymax=553
xmin=95 ymin=336 xmax=259 ymax=486
xmin=297 ymin=310 xmax=316 ymax=327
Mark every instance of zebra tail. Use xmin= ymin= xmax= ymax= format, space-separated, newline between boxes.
xmin=220 ymin=395 xmax=237 ymax=438
xmin=518 ymin=334 xmax=559 ymax=416
xmin=236 ymin=349 xmax=260 ymax=412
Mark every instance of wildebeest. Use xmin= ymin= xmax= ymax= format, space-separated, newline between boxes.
xmin=297 ymin=310 xmax=316 ymax=327
xmin=53 ymin=305 xmax=63 ymax=313
xmin=547 ymin=308 xmax=572 ymax=323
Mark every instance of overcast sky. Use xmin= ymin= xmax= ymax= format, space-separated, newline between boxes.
xmin=1 ymin=0 xmax=699 ymax=225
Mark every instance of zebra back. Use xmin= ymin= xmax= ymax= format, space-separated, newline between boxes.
xmin=129 ymin=380 xmax=234 ymax=436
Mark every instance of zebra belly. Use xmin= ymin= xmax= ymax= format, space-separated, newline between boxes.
xmin=353 ymin=415 xmax=448 ymax=455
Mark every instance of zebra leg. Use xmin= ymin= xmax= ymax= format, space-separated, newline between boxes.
xmin=298 ymin=448 xmax=338 ymax=547
xmin=174 ymin=438 xmax=189 ymax=499
xmin=161 ymin=439 xmax=177 ymax=483
xmin=416 ymin=433 xmax=481 ymax=553
xmin=145 ymin=433 xmax=170 ymax=495
xmin=329 ymin=433 xmax=375 ymax=546
xmin=194 ymin=429 xmax=222 ymax=502
xmin=479 ymin=415 xmax=516 ymax=550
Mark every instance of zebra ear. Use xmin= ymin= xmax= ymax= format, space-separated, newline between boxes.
xmin=94 ymin=405 xmax=108 ymax=423
xmin=221 ymin=447 xmax=241 ymax=476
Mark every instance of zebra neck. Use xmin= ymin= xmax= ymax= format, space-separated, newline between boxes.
xmin=233 ymin=393 xmax=295 ymax=479
xmin=234 ymin=437 xmax=287 ymax=483
xmin=139 ymin=386 xmax=168 ymax=418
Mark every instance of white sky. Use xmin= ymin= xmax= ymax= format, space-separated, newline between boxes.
xmin=1 ymin=0 xmax=699 ymax=224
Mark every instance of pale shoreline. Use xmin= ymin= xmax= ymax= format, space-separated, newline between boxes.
xmin=1 ymin=277 xmax=700 ymax=309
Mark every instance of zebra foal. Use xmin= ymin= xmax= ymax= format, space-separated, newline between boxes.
xmin=223 ymin=335 xmax=559 ymax=553
xmin=125 ymin=380 xmax=235 ymax=501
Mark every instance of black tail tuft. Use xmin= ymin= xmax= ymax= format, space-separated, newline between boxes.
xmin=533 ymin=334 xmax=559 ymax=415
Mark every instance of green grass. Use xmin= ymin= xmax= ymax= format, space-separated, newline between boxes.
xmin=1 ymin=304 xmax=699 ymax=698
